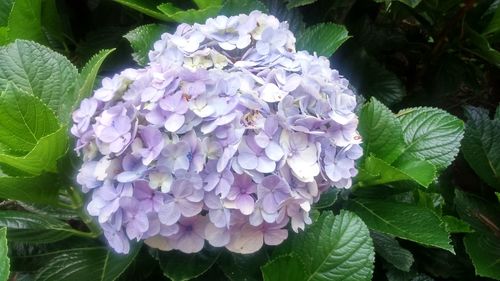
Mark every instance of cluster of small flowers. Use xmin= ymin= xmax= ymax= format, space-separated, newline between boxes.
xmin=72 ymin=11 xmax=362 ymax=255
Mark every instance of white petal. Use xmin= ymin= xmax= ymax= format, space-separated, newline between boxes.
xmin=265 ymin=142 xmax=284 ymax=161
xmin=260 ymin=83 xmax=287 ymax=103
xmin=237 ymin=153 xmax=259 ymax=170
xmin=256 ymin=157 xmax=276 ymax=173
xmin=225 ymin=225 xmax=263 ymax=254
xmin=205 ymin=223 xmax=230 ymax=247
xmin=164 ymin=114 xmax=185 ymax=132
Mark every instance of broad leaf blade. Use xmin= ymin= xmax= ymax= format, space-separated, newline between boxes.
xmin=358 ymin=155 xmax=435 ymax=188
xmin=392 ymin=154 xmax=436 ymax=187
xmin=465 ymin=26 xmax=500 ymax=67
xmin=124 ymin=24 xmax=165 ymax=66
xmin=335 ymin=48 xmax=405 ymax=107
xmin=464 ymin=233 xmax=500 ymax=279
xmin=442 ymin=216 xmax=473 ymax=233
xmin=35 ymin=245 xmax=140 ymax=281
xmin=113 ymin=0 xmax=171 ymax=21
xmin=347 ymin=199 xmax=453 ymax=252
xmin=371 ymin=231 xmax=414 ymax=272
xmin=218 ymin=250 xmax=269 ymax=281
xmin=0 ymin=85 xmax=59 ymax=153
xmin=483 ymin=1 xmax=500 ymax=35
xmin=455 ymin=190 xmax=500 ymax=279
xmin=77 ymin=48 xmax=115 ymax=101
xmin=220 ymin=0 xmax=269 ymax=16
xmin=0 ymin=40 xmax=78 ymax=122
xmin=0 ymin=28 xmax=8 ymax=46
xmin=296 ymin=23 xmax=349 ymax=57
xmin=286 ymin=0 xmax=317 ymax=9
xmin=7 ymin=0 xmax=47 ymax=45
xmin=157 ymin=3 xmax=222 ymax=24
xmin=373 ymin=0 xmax=422 ymax=8
xmin=0 ymin=126 xmax=68 ymax=175
xmin=462 ymin=106 xmax=500 ymax=189
xmin=454 ymin=190 xmax=500 ymax=240
xmin=359 ymin=98 xmax=405 ymax=163
xmin=0 ymin=211 xmax=75 ymax=243
xmin=0 ymin=0 xmax=14 ymax=26
xmin=270 ymin=211 xmax=374 ymax=281
xmin=313 ymin=188 xmax=339 ymax=209
xmin=397 ymin=107 xmax=464 ymax=170
xmin=357 ymin=52 xmax=406 ymax=106
xmin=0 ymin=174 xmax=60 ymax=205
xmin=0 ymin=86 xmax=67 ymax=175
xmin=193 ymin=0 xmax=223 ymax=9
xmin=261 ymin=255 xmax=307 ymax=281
xmin=157 ymin=247 xmax=221 ymax=281
xmin=264 ymin=0 xmax=305 ymax=33
xmin=0 ymin=228 xmax=8 ymax=281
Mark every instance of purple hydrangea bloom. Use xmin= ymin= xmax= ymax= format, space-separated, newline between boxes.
xmin=72 ymin=11 xmax=362 ymax=255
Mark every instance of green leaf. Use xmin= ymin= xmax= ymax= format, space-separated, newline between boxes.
xmin=0 ymin=86 xmax=67 ymax=175
xmin=0 ymin=27 xmax=9 ymax=46
xmin=124 ymin=24 xmax=164 ymax=66
xmin=220 ymin=0 xmax=268 ymax=16
xmin=373 ymin=0 xmax=422 ymax=8
xmin=0 ymin=211 xmax=77 ymax=243
xmin=465 ymin=26 xmax=500 ymax=67
xmin=371 ymin=231 xmax=414 ymax=272
xmin=157 ymin=247 xmax=221 ymax=281
xmin=347 ymin=198 xmax=453 ymax=252
xmin=35 ymin=245 xmax=141 ymax=281
xmin=296 ymin=23 xmax=349 ymax=57
xmin=264 ymin=0 xmax=305 ymax=33
xmin=358 ymin=155 xmax=436 ymax=188
xmin=0 ymin=85 xmax=59 ymax=153
xmin=77 ymin=48 xmax=115 ymax=101
xmin=359 ymin=97 xmax=405 ymax=163
xmin=364 ymin=65 xmax=405 ymax=107
xmin=0 ymin=174 xmax=60 ymax=205
xmin=6 ymin=0 xmax=47 ymax=45
xmin=0 ymin=228 xmax=9 ymax=281
xmin=464 ymin=232 xmax=500 ymax=279
xmin=454 ymin=190 xmax=500 ymax=279
xmin=157 ymin=3 xmax=222 ymax=24
xmin=314 ymin=188 xmax=339 ymax=209
xmin=341 ymin=50 xmax=406 ymax=107
xmin=392 ymin=154 xmax=437 ymax=187
xmin=0 ymin=126 xmax=68 ymax=175
xmin=286 ymin=0 xmax=317 ymax=9
xmin=0 ymin=0 xmax=14 ymax=26
xmin=0 ymin=40 xmax=78 ymax=122
xmin=442 ymin=216 xmax=473 ymax=233
xmin=454 ymin=190 xmax=500 ymax=239
xmin=483 ymin=0 xmax=500 ymax=36
xmin=462 ymin=106 xmax=500 ymax=189
xmin=218 ymin=250 xmax=269 ymax=281
xmin=261 ymin=254 xmax=307 ymax=281
xmin=40 ymin=0 xmax=65 ymax=44
xmin=269 ymin=211 xmax=375 ymax=281
xmin=193 ymin=0 xmax=223 ymax=9
xmin=17 ymin=201 xmax=78 ymax=220
xmin=397 ymin=107 xmax=464 ymax=170
xmin=113 ymin=0 xmax=171 ymax=21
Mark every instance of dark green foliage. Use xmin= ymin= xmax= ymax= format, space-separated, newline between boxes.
xmin=0 ymin=0 xmax=498 ymax=280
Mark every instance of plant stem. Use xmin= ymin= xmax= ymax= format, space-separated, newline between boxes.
xmin=68 ymin=186 xmax=102 ymax=237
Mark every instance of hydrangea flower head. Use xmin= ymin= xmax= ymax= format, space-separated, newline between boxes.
xmin=72 ymin=11 xmax=362 ymax=254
